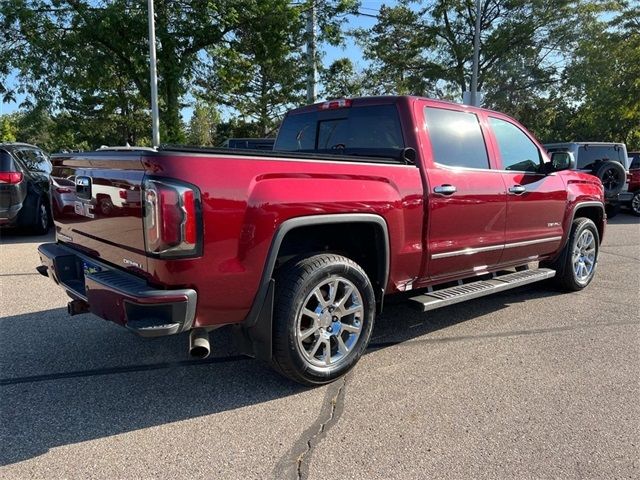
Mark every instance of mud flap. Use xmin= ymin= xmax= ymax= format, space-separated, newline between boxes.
xmin=233 ymin=279 xmax=274 ymax=363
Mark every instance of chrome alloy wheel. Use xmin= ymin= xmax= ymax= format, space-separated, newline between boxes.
xmin=295 ymin=276 xmax=364 ymax=369
xmin=572 ymin=229 xmax=596 ymax=283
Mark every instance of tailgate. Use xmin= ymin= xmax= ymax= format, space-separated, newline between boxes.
xmin=52 ymin=151 xmax=148 ymax=273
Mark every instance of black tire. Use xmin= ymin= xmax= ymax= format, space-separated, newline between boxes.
xmin=594 ymin=161 xmax=626 ymax=199
xmin=631 ymin=192 xmax=640 ymax=217
xmin=272 ymin=254 xmax=376 ymax=386
xmin=98 ymin=196 xmax=114 ymax=216
xmin=545 ymin=217 xmax=599 ymax=291
xmin=31 ymin=197 xmax=50 ymax=235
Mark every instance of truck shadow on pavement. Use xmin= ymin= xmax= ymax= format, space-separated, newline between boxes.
xmin=0 ymin=284 xmax=561 ymax=466
xmin=0 ymin=229 xmax=55 ymax=245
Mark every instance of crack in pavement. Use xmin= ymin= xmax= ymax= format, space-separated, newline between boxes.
xmin=273 ymin=374 xmax=349 ymax=480
xmin=599 ymin=249 xmax=640 ymax=262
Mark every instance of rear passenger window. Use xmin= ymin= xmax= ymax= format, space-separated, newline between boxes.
xmin=489 ymin=117 xmax=541 ymax=172
xmin=424 ymin=107 xmax=489 ymax=169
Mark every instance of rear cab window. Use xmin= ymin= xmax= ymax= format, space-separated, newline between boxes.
xmin=274 ymin=104 xmax=405 ymax=160
xmin=423 ymin=106 xmax=490 ymax=169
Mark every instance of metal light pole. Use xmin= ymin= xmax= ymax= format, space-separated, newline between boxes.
xmin=470 ymin=0 xmax=482 ymax=107
xmin=306 ymin=0 xmax=317 ymax=104
xmin=147 ymin=0 xmax=160 ymax=147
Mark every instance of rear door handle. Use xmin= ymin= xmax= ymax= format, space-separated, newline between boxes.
xmin=433 ymin=185 xmax=457 ymax=195
xmin=508 ymin=185 xmax=527 ymax=195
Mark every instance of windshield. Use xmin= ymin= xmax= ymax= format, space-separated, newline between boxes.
xmin=274 ymin=104 xmax=405 ymax=157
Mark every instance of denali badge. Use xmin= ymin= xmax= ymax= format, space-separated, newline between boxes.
xmin=57 ymin=232 xmax=73 ymax=242
xmin=123 ymin=258 xmax=143 ymax=268
xmin=547 ymin=222 xmax=561 ymax=228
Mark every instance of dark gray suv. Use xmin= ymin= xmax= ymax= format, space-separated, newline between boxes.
xmin=0 ymin=142 xmax=52 ymax=234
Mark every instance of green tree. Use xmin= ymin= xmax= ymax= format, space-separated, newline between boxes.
xmin=563 ymin=4 xmax=640 ymax=148
xmin=355 ymin=4 xmax=444 ymax=96
xmin=187 ymin=101 xmax=221 ymax=146
xmin=0 ymin=115 xmax=18 ymax=142
xmin=198 ymin=0 xmax=307 ymax=135
xmin=356 ymin=1 xmax=599 ymax=101
xmin=1 ymin=0 xmax=244 ymax=143
xmin=320 ymin=58 xmax=365 ymax=98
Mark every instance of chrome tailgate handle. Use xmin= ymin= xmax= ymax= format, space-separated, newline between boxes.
xmin=433 ymin=185 xmax=457 ymax=195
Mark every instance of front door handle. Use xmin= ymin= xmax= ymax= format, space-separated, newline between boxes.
xmin=433 ymin=184 xmax=457 ymax=195
xmin=508 ymin=185 xmax=527 ymax=195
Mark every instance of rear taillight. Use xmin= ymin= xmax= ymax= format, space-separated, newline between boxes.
xmin=56 ymin=187 xmax=72 ymax=194
xmin=0 ymin=172 xmax=23 ymax=184
xmin=119 ymin=189 xmax=128 ymax=199
xmin=143 ymin=178 xmax=202 ymax=258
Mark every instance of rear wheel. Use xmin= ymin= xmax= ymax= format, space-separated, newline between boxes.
xmin=31 ymin=198 xmax=50 ymax=235
xmin=631 ymin=192 xmax=640 ymax=217
xmin=546 ymin=218 xmax=599 ymax=291
xmin=98 ymin=196 xmax=114 ymax=216
xmin=272 ymin=254 xmax=376 ymax=386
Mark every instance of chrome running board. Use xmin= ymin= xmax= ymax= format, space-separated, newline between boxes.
xmin=408 ymin=268 xmax=556 ymax=312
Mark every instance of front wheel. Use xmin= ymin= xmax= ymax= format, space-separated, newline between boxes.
xmin=272 ymin=254 xmax=376 ymax=386
xmin=546 ymin=217 xmax=599 ymax=291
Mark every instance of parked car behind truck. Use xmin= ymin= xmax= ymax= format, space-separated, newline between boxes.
xmin=0 ymin=142 xmax=52 ymax=234
xmin=544 ymin=142 xmax=629 ymax=216
xmin=622 ymin=152 xmax=640 ymax=215
xmin=38 ymin=97 xmax=605 ymax=385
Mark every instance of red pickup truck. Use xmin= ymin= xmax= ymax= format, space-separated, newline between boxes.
xmin=38 ymin=96 xmax=605 ymax=385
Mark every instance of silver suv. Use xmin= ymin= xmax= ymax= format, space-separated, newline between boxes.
xmin=544 ymin=142 xmax=629 ymax=203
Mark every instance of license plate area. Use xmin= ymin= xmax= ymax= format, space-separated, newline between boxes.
xmin=52 ymin=256 xmax=103 ymax=298
xmin=82 ymin=260 xmax=102 ymax=276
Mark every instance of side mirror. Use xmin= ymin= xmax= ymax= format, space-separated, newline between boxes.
xmin=548 ymin=151 xmax=573 ymax=173
xmin=401 ymin=147 xmax=417 ymax=165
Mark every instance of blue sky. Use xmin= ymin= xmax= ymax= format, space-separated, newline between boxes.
xmin=0 ymin=2 xmax=388 ymax=119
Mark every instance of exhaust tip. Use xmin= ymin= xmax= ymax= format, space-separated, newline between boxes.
xmin=68 ymin=299 xmax=90 ymax=316
xmin=189 ymin=329 xmax=210 ymax=359
xmin=36 ymin=265 xmax=49 ymax=277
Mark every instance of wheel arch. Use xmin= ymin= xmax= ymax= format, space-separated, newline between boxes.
xmin=274 ymin=216 xmax=389 ymax=296
xmin=235 ymin=213 xmax=390 ymax=362
xmin=571 ymin=201 xmax=605 ymax=244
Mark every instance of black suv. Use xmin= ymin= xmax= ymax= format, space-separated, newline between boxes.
xmin=0 ymin=143 xmax=52 ymax=234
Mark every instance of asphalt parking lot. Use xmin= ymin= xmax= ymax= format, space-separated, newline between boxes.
xmin=1 ymin=216 xmax=639 ymax=479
